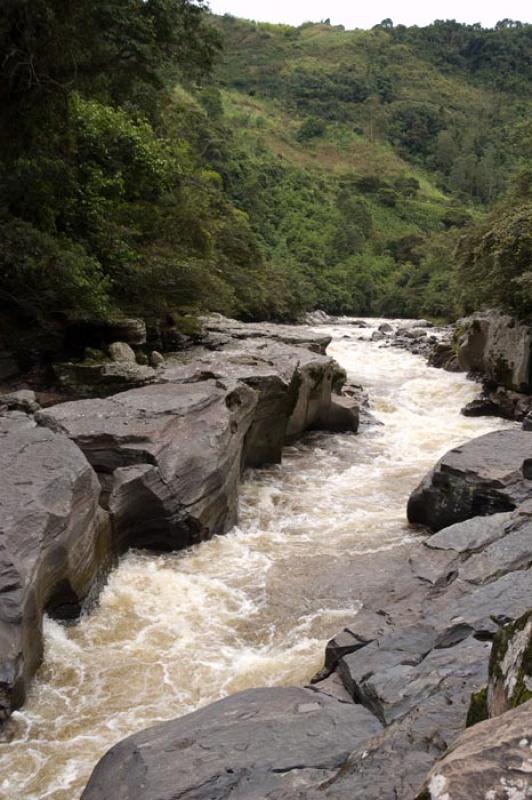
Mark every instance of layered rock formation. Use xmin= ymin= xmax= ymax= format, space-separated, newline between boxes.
xmin=407 ymin=429 xmax=532 ymax=530
xmin=0 ymin=411 xmax=111 ymax=722
xmin=37 ymin=381 xmax=258 ymax=551
xmin=434 ymin=310 xmax=532 ymax=423
xmin=0 ymin=317 xmax=358 ymax=725
xmin=456 ymin=311 xmax=532 ymax=393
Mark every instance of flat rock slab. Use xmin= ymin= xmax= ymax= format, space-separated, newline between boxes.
xmin=0 ymin=411 xmax=110 ymax=720
xmin=338 ymin=625 xmax=490 ymax=725
xmin=81 ymin=687 xmax=382 ymax=800
xmin=37 ymin=381 xmax=258 ymax=550
xmin=201 ymin=315 xmax=332 ymax=354
xmin=407 ymin=429 xmax=532 ymax=531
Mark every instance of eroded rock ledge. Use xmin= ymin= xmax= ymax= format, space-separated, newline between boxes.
xmin=82 ymin=426 xmax=532 ymax=799
xmin=0 ymin=318 xmax=358 ymax=723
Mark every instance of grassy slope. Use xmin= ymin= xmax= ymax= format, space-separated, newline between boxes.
xmin=205 ymin=17 xmax=531 ymax=318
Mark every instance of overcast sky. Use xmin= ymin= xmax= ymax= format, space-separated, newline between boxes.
xmin=207 ymin=0 xmax=531 ymax=29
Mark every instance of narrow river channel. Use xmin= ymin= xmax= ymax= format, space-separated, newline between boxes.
xmin=0 ymin=320 xmax=510 ymax=800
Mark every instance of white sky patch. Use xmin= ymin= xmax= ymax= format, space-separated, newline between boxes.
xmin=207 ymin=0 xmax=532 ymax=29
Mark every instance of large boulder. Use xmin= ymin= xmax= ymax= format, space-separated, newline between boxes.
xmin=37 ymin=381 xmax=258 ymax=551
xmin=416 ymin=701 xmax=532 ymax=800
xmin=81 ymin=687 xmax=382 ymax=800
xmin=0 ymin=411 xmax=111 ymax=722
xmin=160 ymin=340 xmax=353 ymax=468
xmin=457 ymin=311 xmax=532 ymax=393
xmin=407 ymin=429 xmax=532 ymax=531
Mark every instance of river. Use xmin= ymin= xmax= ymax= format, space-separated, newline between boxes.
xmin=0 ymin=319 xmax=510 ymax=800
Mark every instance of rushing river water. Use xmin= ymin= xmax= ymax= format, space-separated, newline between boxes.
xmin=0 ymin=320 xmax=511 ymax=800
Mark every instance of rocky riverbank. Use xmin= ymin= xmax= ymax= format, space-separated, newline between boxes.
xmin=434 ymin=310 xmax=532 ymax=425
xmin=0 ymin=317 xmax=359 ymax=724
xmin=80 ymin=363 xmax=532 ymax=797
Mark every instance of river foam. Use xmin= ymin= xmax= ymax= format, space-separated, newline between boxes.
xmin=0 ymin=319 xmax=512 ymax=800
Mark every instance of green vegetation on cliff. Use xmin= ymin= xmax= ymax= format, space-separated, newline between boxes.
xmin=1 ymin=3 xmax=531 ymax=360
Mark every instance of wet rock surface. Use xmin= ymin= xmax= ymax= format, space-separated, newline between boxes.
xmin=160 ymin=338 xmax=351 ymax=467
xmin=37 ymin=381 xmax=258 ymax=551
xmin=0 ymin=411 xmax=110 ymax=721
xmin=407 ymin=429 xmax=532 ymax=531
xmin=81 ymin=687 xmax=382 ymax=800
xmin=0 ymin=316 xmax=360 ymax=729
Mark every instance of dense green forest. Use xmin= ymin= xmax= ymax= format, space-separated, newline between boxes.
xmin=0 ymin=1 xmax=531 ymax=360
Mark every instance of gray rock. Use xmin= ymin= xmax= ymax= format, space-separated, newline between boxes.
xmin=0 ymin=412 xmax=110 ymax=722
xmin=463 ymin=386 xmax=532 ymax=422
xmin=0 ymin=389 xmax=40 ymax=413
xmin=338 ymin=624 xmax=490 ymax=724
xmin=457 ymin=311 xmax=532 ymax=392
xmin=417 ymin=701 xmax=532 ymax=800
xmin=108 ymin=342 xmax=136 ymax=363
xmin=81 ymin=687 xmax=382 ymax=800
xmin=425 ymin=512 xmax=515 ymax=554
xmin=54 ymin=360 xmax=157 ymax=397
xmin=407 ymin=429 xmax=532 ymax=531
xmin=160 ymin=340 xmax=344 ymax=467
xmin=318 ymin=395 xmax=359 ymax=433
xmin=201 ymin=314 xmax=331 ymax=355
xmin=379 ymin=322 xmax=393 ymax=334
xmin=37 ymin=381 xmax=258 ymax=551
xmin=428 ymin=341 xmax=460 ymax=372
xmin=149 ymin=350 xmax=164 ymax=368
xmin=304 ymin=310 xmax=331 ymax=325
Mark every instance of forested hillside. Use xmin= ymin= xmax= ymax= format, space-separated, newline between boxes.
xmin=211 ymin=15 xmax=532 ymax=320
xmin=1 ymin=2 xmax=531 ymax=364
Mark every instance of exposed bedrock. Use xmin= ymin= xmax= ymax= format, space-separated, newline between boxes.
xmin=199 ymin=314 xmax=332 ymax=355
xmin=407 ymin=428 xmax=532 ymax=531
xmin=80 ymin=687 xmax=382 ymax=800
xmin=456 ymin=311 xmax=532 ymax=393
xmin=1 ymin=318 xmax=359 ymax=726
xmin=160 ymin=339 xmax=356 ymax=467
xmin=37 ymin=381 xmax=258 ymax=552
xmin=0 ymin=411 xmax=111 ymax=722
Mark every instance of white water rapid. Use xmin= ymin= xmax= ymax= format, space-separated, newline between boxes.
xmin=0 ymin=320 xmax=511 ymax=800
